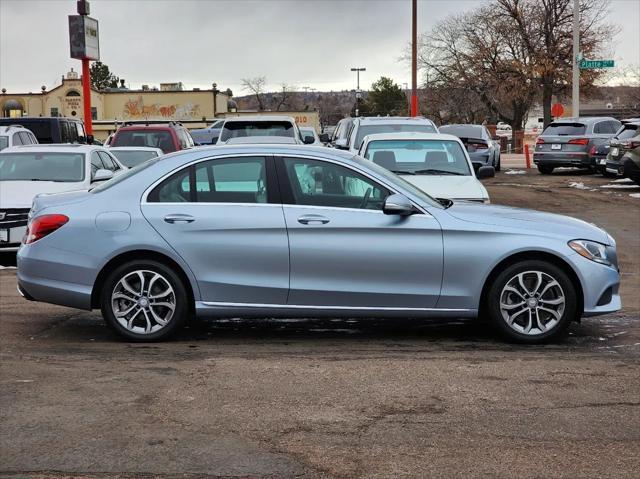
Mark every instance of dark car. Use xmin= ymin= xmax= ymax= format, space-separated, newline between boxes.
xmin=533 ymin=117 xmax=621 ymax=174
xmin=439 ymin=124 xmax=501 ymax=171
xmin=608 ymin=122 xmax=640 ymax=184
xmin=600 ymin=121 xmax=640 ymax=177
xmin=0 ymin=117 xmax=91 ymax=144
xmin=111 ymin=122 xmax=194 ymax=154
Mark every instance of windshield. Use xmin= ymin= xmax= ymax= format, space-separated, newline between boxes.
xmin=439 ymin=125 xmax=483 ymax=139
xmin=355 ymin=123 xmax=436 ymax=149
xmin=0 ymin=152 xmax=85 ymax=182
xmin=351 ymin=155 xmax=443 ymax=209
xmin=0 ymin=136 xmax=8 ymax=151
xmin=364 ymin=139 xmax=471 ymax=176
xmin=110 ymin=150 xmax=160 ymax=167
xmin=90 ymin=155 xmax=161 ymax=193
xmin=112 ymin=130 xmax=175 ymax=153
xmin=220 ymin=121 xmax=294 ymax=142
xmin=543 ymin=123 xmax=586 ymax=136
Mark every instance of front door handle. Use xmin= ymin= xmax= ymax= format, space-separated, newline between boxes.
xmin=297 ymin=214 xmax=330 ymax=225
xmin=164 ymin=214 xmax=195 ymax=224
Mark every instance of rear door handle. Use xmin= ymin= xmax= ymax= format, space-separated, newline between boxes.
xmin=297 ymin=214 xmax=330 ymax=225
xmin=164 ymin=214 xmax=195 ymax=224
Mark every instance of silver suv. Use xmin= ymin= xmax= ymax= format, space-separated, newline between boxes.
xmin=337 ymin=116 xmax=438 ymax=153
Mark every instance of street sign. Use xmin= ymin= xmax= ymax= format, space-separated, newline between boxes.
xmin=579 ymin=59 xmax=614 ymax=69
xmin=551 ymin=103 xmax=564 ymax=117
xmin=68 ymin=15 xmax=100 ymax=60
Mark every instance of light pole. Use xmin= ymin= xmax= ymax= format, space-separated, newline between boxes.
xmin=212 ymin=82 xmax=219 ymax=118
xmin=350 ymin=67 xmax=366 ymax=117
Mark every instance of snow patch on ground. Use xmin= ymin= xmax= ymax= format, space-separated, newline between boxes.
xmin=505 ymin=169 xmax=526 ymax=175
xmin=0 ymin=265 xmax=16 ymax=270
xmin=600 ymin=184 xmax=639 ymax=189
xmin=630 ymin=193 xmax=640 ymax=198
xmin=568 ymin=181 xmax=590 ymax=190
xmin=613 ymin=178 xmax=633 ymax=183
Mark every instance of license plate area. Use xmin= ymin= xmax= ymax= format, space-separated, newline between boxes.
xmin=611 ymin=147 xmax=619 ymax=156
xmin=551 ymin=144 xmax=562 ymax=150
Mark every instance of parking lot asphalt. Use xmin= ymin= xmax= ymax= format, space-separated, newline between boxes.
xmin=1 ymin=169 xmax=639 ymax=479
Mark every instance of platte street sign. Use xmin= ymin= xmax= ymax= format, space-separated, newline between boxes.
xmin=579 ymin=59 xmax=614 ymax=69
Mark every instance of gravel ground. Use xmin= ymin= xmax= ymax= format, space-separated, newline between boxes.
xmin=1 ymin=169 xmax=639 ymax=479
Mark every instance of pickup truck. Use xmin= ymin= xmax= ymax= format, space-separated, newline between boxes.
xmin=190 ymin=119 xmax=225 ymax=145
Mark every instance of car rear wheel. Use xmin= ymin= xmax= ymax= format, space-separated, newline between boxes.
xmin=486 ymin=260 xmax=577 ymax=343
xmin=538 ymin=165 xmax=554 ymax=174
xmin=101 ymin=260 xmax=189 ymax=341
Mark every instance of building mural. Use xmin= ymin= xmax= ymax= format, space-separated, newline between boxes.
xmin=122 ymin=96 xmax=201 ymax=120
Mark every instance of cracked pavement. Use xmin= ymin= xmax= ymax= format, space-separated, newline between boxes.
xmin=1 ymin=170 xmax=639 ymax=478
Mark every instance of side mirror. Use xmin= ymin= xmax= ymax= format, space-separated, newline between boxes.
xmin=383 ymin=193 xmax=414 ymax=216
xmin=302 ymin=135 xmax=315 ymax=145
xmin=477 ymin=165 xmax=495 ymax=179
xmin=319 ymin=133 xmax=330 ymax=143
xmin=334 ymin=138 xmax=348 ymax=150
xmin=86 ymin=134 xmax=95 ymax=144
xmin=93 ymin=168 xmax=114 ymax=182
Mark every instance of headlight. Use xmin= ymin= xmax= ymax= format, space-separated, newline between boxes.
xmin=568 ymin=239 xmax=611 ymax=266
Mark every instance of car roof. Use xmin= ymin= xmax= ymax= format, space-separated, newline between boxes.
xmin=361 ymin=132 xmax=463 ymax=143
xmin=440 ymin=124 xmax=484 ymax=128
xmin=116 ymin=125 xmax=176 ymax=131
xmin=224 ymin=136 xmax=298 ymax=145
xmin=108 ymin=146 xmax=164 ymax=152
xmin=299 ymin=126 xmax=316 ymax=131
xmin=222 ymin=115 xmax=296 ymax=123
xmin=0 ymin=144 xmax=100 ymax=154
xmin=550 ymin=117 xmax=619 ymax=124
xmin=355 ymin=116 xmax=435 ymax=125
xmin=0 ymin=125 xmax=32 ymax=134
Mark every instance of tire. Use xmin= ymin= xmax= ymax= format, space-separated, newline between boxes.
xmin=538 ymin=165 xmax=554 ymax=174
xmin=485 ymin=260 xmax=578 ymax=344
xmin=495 ymin=154 xmax=501 ymax=172
xmin=100 ymin=260 xmax=189 ymax=341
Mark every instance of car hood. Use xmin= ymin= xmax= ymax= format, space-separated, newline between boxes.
xmin=400 ymin=174 xmax=488 ymax=200
xmin=0 ymin=181 xmax=86 ymax=209
xmin=445 ymin=202 xmax=611 ymax=244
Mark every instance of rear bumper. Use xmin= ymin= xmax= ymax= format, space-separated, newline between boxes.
xmin=533 ymin=152 xmax=593 ymax=168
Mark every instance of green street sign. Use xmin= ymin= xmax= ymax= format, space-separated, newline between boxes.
xmin=579 ymin=59 xmax=615 ymax=69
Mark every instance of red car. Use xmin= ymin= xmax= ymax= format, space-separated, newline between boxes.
xmin=111 ymin=122 xmax=194 ymax=154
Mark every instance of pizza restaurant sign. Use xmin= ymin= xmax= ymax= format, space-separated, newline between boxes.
xmin=64 ymin=96 xmax=82 ymax=113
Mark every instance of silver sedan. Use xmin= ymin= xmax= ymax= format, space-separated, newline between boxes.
xmin=17 ymin=145 xmax=621 ymax=342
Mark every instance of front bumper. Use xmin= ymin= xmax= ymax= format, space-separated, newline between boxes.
xmin=569 ymin=252 xmax=621 ymax=317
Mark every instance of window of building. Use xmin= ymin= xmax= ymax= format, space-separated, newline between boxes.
xmin=91 ymin=107 xmax=97 ymax=120
xmin=50 ymin=107 xmax=59 ymax=117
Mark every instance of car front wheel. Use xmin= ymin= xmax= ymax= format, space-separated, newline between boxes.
xmin=486 ymin=260 xmax=577 ymax=343
xmin=101 ymin=260 xmax=189 ymax=341
xmin=538 ymin=165 xmax=554 ymax=174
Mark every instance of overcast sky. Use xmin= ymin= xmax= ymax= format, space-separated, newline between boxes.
xmin=1 ymin=0 xmax=638 ymax=95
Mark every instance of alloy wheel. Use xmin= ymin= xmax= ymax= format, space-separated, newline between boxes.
xmin=499 ymin=270 xmax=565 ymax=335
xmin=111 ymin=270 xmax=176 ymax=334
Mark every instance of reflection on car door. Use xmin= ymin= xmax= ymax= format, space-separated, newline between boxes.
xmin=141 ymin=155 xmax=289 ymax=304
xmin=277 ymin=156 xmax=443 ymax=308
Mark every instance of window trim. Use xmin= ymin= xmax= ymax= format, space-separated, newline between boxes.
xmin=143 ymin=154 xmax=280 ymax=205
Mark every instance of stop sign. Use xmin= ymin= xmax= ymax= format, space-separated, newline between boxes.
xmin=551 ymin=103 xmax=564 ymax=117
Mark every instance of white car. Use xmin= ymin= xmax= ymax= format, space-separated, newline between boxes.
xmin=0 ymin=125 xmax=39 ymax=152
xmin=358 ymin=132 xmax=492 ymax=203
xmin=337 ymin=116 xmax=439 ymax=153
xmin=217 ymin=116 xmax=312 ymax=145
xmin=0 ymin=144 xmax=127 ymax=251
xmin=108 ymin=146 xmax=164 ymax=168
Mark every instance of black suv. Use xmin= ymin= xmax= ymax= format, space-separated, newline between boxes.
xmin=0 ymin=117 xmax=91 ymax=144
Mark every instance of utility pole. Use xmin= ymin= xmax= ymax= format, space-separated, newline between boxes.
xmin=350 ymin=67 xmax=366 ymax=117
xmin=572 ymin=0 xmax=580 ymax=117
xmin=410 ymin=0 xmax=418 ymax=117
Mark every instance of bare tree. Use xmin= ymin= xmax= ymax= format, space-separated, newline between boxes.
xmin=241 ymin=76 xmax=267 ymax=111
xmin=274 ymin=84 xmax=293 ymax=111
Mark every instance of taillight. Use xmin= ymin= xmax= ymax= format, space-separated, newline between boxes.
xmin=536 ymin=138 xmax=545 ymax=145
xmin=568 ymin=138 xmax=589 ymax=145
xmin=23 ymin=214 xmax=69 ymax=245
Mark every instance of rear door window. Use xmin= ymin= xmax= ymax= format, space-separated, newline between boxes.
xmin=543 ymin=123 xmax=586 ymax=136
xmin=11 ymin=132 xmax=22 ymax=146
xmin=18 ymin=132 xmax=33 ymax=144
